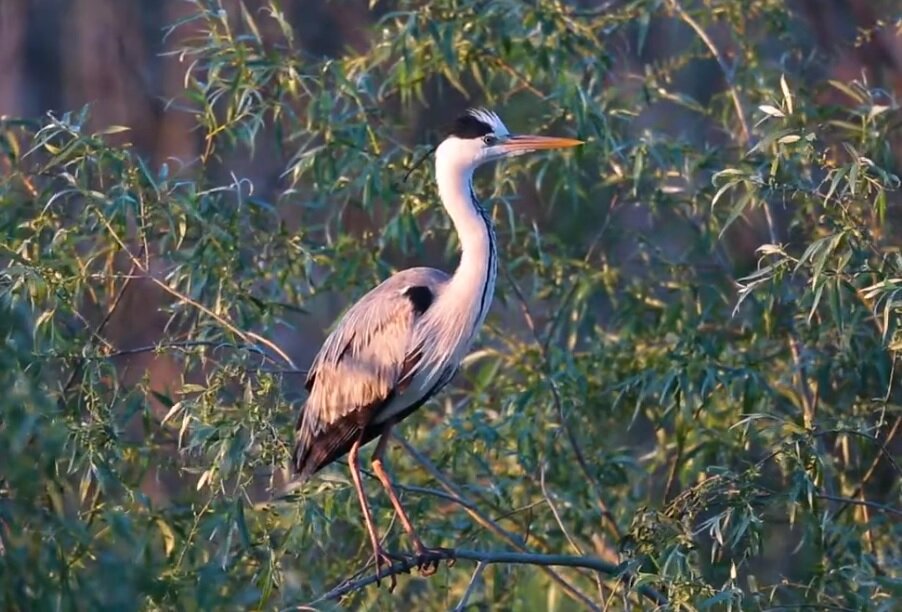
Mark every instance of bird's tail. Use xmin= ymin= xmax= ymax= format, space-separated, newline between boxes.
xmin=292 ymin=400 xmax=372 ymax=481
xmin=291 ymin=437 xmax=316 ymax=482
xmin=292 ymin=402 xmax=317 ymax=482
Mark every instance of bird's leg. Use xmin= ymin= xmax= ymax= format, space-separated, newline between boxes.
xmin=371 ymin=428 xmax=455 ymax=576
xmin=348 ymin=434 xmax=400 ymax=590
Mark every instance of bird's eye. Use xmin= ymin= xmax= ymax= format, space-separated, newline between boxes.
xmin=483 ymin=134 xmax=497 ymax=146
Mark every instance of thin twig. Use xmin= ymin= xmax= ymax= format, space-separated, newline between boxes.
xmin=491 ymin=56 xmax=546 ymax=99
xmin=544 ymin=195 xmax=621 ymax=354
xmin=452 ymin=561 xmax=488 ymax=612
xmin=94 ymin=212 xmax=298 ymax=370
xmin=0 ymin=148 xmax=38 ymax=197
xmin=758 ymin=154 xmax=836 ymax=513
xmin=59 ymin=254 xmax=140 ymax=405
xmin=662 ymin=429 xmax=686 ymax=503
xmin=540 ymin=463 xmax=586 ymax=557
xmin=813 ymin=494 xmax=902 ymax=518
xmin=666 ymin=0 xmax=751 ymax=144
xmin=394 ymin=438 xmax=667 ymax=607
xmin=395 ymin=438 xmax=527 ymax=547
xmin=542 ymin=462 xmax=608 ymax=602
xmin=395 ymin=437 xmax=603 ymax=610
xmin=503 ymin=268 xmax=622 ymax=540
xmin=788 ymin=337 xmax=817 ymax=429
xmin=818 ymin=424 xmax=902 ymax=482
xmin=46 ymin=340 xmax=307 ymax=374
xmin=830 ymin=417 xmax=902 ymax=522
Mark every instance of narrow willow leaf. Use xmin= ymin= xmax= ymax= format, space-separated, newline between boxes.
xmin=781 ymin=74 xmax=793 ymax=115
xmin=758 ymin=104 xmax=785 ymax=118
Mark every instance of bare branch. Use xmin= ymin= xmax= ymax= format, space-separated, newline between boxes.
xmin=452 ymin=561 xmax=487 ymax=612
xmin=48 ymin=340 xmax=307 ymax=374
xmin=666 ymin=0 xmax=751 ymax=144
xmin=814 ymin=494 xmax=902 ymax=519
xmin=395 ymin=437 xmax=603 ymax=610
xmin=303 ymin=548 xmax=666 ymax=607
xmin=821 ymin=422 xmax=902 ymax=484
xmin=502 ymin=267 xmax=622 ymax=540
xmin=394 ymin=438 xmax=668 ymax=608
xmin=395 ymin=437 xmax=528 ymax=547
xmin=540 ymin=463 xmax=585 ymax=557
xmin=59 ymin=253 xmax=141 ymax=404
xmin=94 ymin=212 xmax=299 ymax=370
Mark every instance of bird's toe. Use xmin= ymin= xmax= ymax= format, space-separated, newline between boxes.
xmin=413 ymin=546 xmax=454 ymax=576
xmin=373 ymin=548 xmax=401 ymax=591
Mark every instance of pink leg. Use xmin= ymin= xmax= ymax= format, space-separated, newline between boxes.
xmin=348 ymin=434 xmax=398 ymax=590
xmin=371 ymin=428 xmax=455 ymax=576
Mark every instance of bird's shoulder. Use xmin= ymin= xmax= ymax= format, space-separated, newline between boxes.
xmin=303 ymin=267 xmax=449 ymax=391
xmin=372 ymin=266 xmax=450 ymax=297
xmin=331 ymin=266 xmax=448 ymax=326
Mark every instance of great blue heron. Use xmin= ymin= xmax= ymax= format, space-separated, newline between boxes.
xmin=293 ymin=108 xmax=582 ymax=582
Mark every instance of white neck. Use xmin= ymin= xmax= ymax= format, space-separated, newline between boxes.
xmin=435 ymin=151 xmax=497 ymax=335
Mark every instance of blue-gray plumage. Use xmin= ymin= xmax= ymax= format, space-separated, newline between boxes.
xmin=293 ymin=267 xmax=454 ymax=480
xmin=292 ymin=108 xmax=582 ymax=584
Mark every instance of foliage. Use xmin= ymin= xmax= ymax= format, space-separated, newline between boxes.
xmin=1 ymin=0 xmax=901 ymax=609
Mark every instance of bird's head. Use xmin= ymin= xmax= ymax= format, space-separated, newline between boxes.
xmin=435 ymin=108 xmax=583 ymax=174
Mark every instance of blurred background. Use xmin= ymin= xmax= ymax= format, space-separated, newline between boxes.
xmin=3 ymin=0 xmax=901 ymax=155
xmin=2 ymin=0 xmax=901 ymax=607
xmin=4 ymin=0 xmax=899 ymax=499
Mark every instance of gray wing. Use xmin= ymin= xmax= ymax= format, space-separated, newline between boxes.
xmin=293 ymin=267 xmax=449 ymax=479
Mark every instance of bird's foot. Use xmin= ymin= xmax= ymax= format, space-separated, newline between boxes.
xmin=372 ymin=547 xmax=407 ymax=592
xmin=411 ymin=546 xmax=456 ymax=576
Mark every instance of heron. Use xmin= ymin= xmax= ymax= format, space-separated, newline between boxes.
xmin=293 ymin=108 xmax=582 ymax=583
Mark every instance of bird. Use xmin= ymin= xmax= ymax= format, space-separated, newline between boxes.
xmin=292 ymin=108 xmax=582 ymax=584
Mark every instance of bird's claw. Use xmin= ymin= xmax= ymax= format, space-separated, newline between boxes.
xmin=372 ymin=547 xmax=405 ymax=592
xmin=412 ymin=546 xmax=455 ymax=576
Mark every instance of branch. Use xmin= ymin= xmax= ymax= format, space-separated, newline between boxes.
xmin=395 ymin=437 xmax=602 ymax=610
xmin=394 ymin=438 xmax=667 ymax=608
xmin=666 ymin=0 xmax=751 ymax=144
xmin=104 ymin=340 xmax=306 ymax=374
xmin=394 ymin=438 xmax=528 ymax=548
xmin=304 ymin=548 xmax=666 ymax=606
xmin=820 ymin=423 xmax=902 ymax=485
xmin=452 ymin=561 xmax=487 ymax=612
xmin=59 ymin=252 xmax=140 ymax=406
xmin=94 ymin=212 xmax=299 ymax=371
xmin=814 ymin=494 xmax=902 ymax=519
xmin=502 ymin=268 xmax=622 ymax=541
xmin=47 ymin=340 xmax=307 ymax=374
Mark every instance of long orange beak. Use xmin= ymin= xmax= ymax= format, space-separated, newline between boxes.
xmin=500 ymin=134 xmax=584 ymax=154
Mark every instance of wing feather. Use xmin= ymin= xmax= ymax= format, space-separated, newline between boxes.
xmin=293 ymin=269 xmax=447 ymax=479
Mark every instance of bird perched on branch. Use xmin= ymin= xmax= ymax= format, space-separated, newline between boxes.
xmin=293 ymin=108 xmax=582 ymax=583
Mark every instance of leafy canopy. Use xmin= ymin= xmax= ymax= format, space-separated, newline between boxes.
xmin=1 ymin=0 xmax=900 ymax=610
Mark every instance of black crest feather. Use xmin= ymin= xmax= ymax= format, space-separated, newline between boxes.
xmin=448 ymin=113 xmax=494 ymax=139
xmin=402 ymin=108 xmax=498 ymax=182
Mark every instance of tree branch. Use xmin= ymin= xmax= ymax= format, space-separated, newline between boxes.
xmin=59 ymin=252 xmax=140 ymax=403
xmin=814 ymin=494 xmax=902 ymax=519
xmin=47 ymin=340 xmax=307 ymax=374
xmin=502 ymin=267 xmax=622 ymax=541
xmin=666 ymin=0 xmax=751 ymax=144
xmin=820 ymin=423 xmax=902 ymax=485
xmin=304 ymin=548 xmax=666 ymax=607
xmin=394 ymin=438 xmax=667 ymax=607
xmin=452 ymin=561 xmax=487 ymax=612
xmin=95 ymin=212 xmax=299 ymax=370
xmin=395 ymin=437 xmax=602 ymax=610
